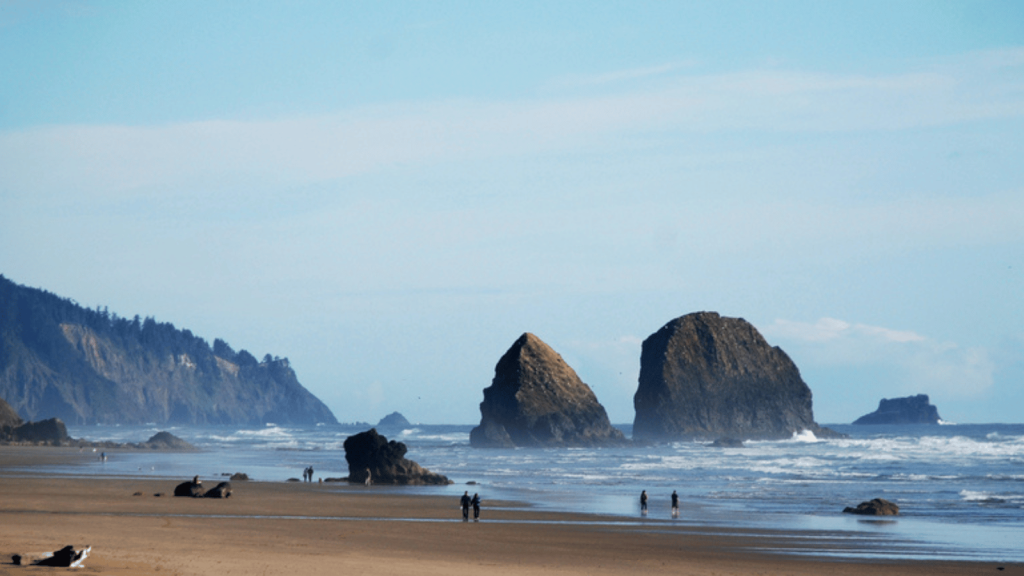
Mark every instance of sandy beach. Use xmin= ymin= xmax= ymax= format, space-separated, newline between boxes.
xmin=0 ymin=447 xmax=1018 ymax=576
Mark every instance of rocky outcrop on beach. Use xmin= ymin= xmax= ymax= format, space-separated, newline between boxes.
xmin=0 ymin=396 xmax=21 ymax=430
xmin=843 ymin=498 xmax=899 ymax=516
xmin=632 ymin=312 xmax=840 ymax=442
xmin=0 ymin=397 xmax=70 ymax=444
xmin=0 ymin=274 xmax=337 ymax=426
xmin=343 ymin=428 xmax=452 ymax=485
xmin=852 ymin=394 xmax=941 ymax=425
xmin=469 ymin=333 xmax=626 ymax=448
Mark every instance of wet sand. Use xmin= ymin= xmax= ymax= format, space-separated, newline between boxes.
xmin=0 ymin=447 xmax=1018 ymax=576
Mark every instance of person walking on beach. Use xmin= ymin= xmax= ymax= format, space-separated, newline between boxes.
xmin=471 ymin=493 xmax=481 ymax=520
xmin=302 ymin=467 xmax=308 ymax=482
xmin=364 ymin=467 xmax=372 ymax=487
xmin=640 ymin=490 xmax=648 ymax=515
xmin=671 ymin=490 xmax=679 ymax=517
xmin=308 ymin=466 xmax=314 ymax=483
xmin=460 ymin=491 xmax=471 ymax=521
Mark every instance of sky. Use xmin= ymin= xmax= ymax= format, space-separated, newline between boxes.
xmin=1 ymin=1 xmax=1022 ymax=425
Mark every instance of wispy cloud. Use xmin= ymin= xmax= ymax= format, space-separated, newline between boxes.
xmin=764 ymin=318 xmax=995 ymax=398
xmin=2 ymin=48 xmax=1022 ymax=201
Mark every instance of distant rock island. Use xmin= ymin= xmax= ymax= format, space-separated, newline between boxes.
xmin=853 ymin=394 xmax=942 ymax=425
xmin=0 ymin=275 xmax=337 ymax=426
xmin=633 ymin=312 xmax=840 ymax=441
xmin=376 ymin=412 xmax=412 ymax=429
xmin=470 ymin=333 xmax=626 ymax=448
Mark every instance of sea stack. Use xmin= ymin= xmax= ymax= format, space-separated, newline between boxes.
xmin=632 ymin=312 xmax=838 ymax=441
xmin=853 ymin=394 xmax=942 ymax=425
xmin=470 ymin=333 xmax=626 ymax=448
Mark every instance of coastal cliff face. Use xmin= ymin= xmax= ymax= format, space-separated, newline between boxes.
xmin=633 ymin=312 xmax=836 ymax=441
xmin=853 ymin=394 xmax=941 ymax=424
xmin=0 ymin=275 xmax=337 ymax=425
xmin=470 ymin=333 xmax=625 ymax=448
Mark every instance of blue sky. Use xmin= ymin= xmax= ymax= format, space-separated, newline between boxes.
xmin=2 ymin=1 xmax=1022 ymax=424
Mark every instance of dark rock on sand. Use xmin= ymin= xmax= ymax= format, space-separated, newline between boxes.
xmin=344 ymin=428 xmax=451 ymax=485
xmin=173 ymin=477 xmax=206 ymax=497
xmin=633 ymin=312 xmax=841 ymax=442
xmin=204 ymin=481 xmax=232 ymax=498
xmin=229 ymin=472 xmax=249 ymax=481
xmin=470 ymin=333 xmax=626 ymax=448
xmin=843 ymin=498 xmax=900 ymax=516
xmin=853 ymin=394 xmax=942 ymax=425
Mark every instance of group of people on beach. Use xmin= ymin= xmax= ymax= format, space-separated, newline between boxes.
xmin=640 ymin=490 xmax=680 ymax=517
xmin=302 ymin=466 xmax=315 ymax=482
xmin=460 ymin=491 xmax=481 ymax=521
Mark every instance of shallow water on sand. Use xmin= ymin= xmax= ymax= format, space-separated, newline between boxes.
xmin=35 ymin=422 xmax=1022 ymax=562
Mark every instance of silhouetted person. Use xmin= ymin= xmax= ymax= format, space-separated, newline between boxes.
xmin=471 ymin=493 xmax=481 ymax=520
xmin=640 ymin=490 xmax=648 ymax=515
xmin=460 ymin=491 xmax=471 ymax=521
xmin=671 ymin=490 xmax=679 ymax=517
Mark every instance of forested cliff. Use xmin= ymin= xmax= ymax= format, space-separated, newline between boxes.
xmin=0 ymin=275 xmax=337 ymax=425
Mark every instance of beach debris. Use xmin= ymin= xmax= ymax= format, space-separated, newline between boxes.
xmin=11 ymin=554 xmax=20 ymax=565
xmin=33 ymin=545 xmax=91 ymax=568
xmin=843 ymin=498 xmax=900 ymax=516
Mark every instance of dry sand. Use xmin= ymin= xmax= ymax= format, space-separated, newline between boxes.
xmin=0 ymin=447 xmax=1018 ymax=576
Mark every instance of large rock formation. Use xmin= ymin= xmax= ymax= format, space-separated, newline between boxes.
xmin=0 ymin=275 xmax=337 ymax=425
xmin=633 ymin=312 xmax=838 ymax=441
xmin=343 ymin=429 xmax=451 ymax=485
xmin=853 ymin=394 xmax=941 ymax=425
xmin=470 ymin=333 xmax=626 ymax=448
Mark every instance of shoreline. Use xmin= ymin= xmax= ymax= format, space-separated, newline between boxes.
xmin=2 ymin=447 xmax=1021 ymax=575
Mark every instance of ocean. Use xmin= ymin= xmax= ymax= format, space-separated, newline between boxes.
xmin=27 ymin=422 xmax=1022 ymax=563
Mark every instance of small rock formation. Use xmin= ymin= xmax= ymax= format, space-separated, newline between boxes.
xmin=204 ymin=481 xmax=232 ymax=498
xmin=853 ymin=394 xmax=941 ymax=425
xmin=138 ymin=431 xmax=196 ymax=450
xmin=173 ymin=476 xmax=206 ymax=497
xmin=229 ymin=472 xmax=249 ymax=481
xmin=343 ymin=428 xmax=451 ymax=485
xmin=469 ymin=333 xmax=626 ymax=448
xmin=376 ymin=411 xmax=412 ymax=429
xmin=843 ymin=498 xmax=900 ymax=516
xmin=710 ymin=437 xmax=744 ymax=448
xmin=632 ymin=312 xmax=840 ymax=441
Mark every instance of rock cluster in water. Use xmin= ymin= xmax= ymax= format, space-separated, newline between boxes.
xmin=852 ymin=394 xmax=941 ymax=425
xmin=632 ymin=312 xmax=839 ymax=441
xmin=843 ymin=498 xmax=900 ymax=516
xmin=470 ymin=333 xmax=625 ymax=448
